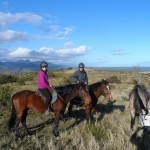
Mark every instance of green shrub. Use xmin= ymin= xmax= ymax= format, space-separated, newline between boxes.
xmin=47 ymin=71 xmax=56 ymax=77
xmin=0 ymin=75 xmax=17 ymax=84
xmin=17 ymin=78 xmax=26 ymax=85
xmin=0 ymin=86 xmax=12 ymax=106
xmin=67 ymin=67 xmax=73 ymax=70
xmin=107 ymin=76 xmax=121 ymax=84
xmin=17 ymin=74 xmax=34 ymax=85
xmin=131 ymin=79 xmax=138 ymax=84
xmin=58 ymin=77 xmax=72 ymax=86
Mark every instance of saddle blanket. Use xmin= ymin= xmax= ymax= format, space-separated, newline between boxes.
xmin=51 ymin=89 xmax=58 ymax=103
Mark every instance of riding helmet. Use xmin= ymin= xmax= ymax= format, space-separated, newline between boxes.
xmin=78 ymin=63 xmax=85 ymax=68
xmin=40 ymin=61 xmax=48 ymax=68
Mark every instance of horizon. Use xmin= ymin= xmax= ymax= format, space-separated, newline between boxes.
xmin=0 ymin=0 xmax=150 ymax=67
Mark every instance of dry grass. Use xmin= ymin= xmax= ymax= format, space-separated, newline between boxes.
xmin=1 ymin=69 xmax=150 ymax=150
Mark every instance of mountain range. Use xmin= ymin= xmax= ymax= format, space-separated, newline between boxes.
xmin=0 ymin=60 xmax=63 ymax=71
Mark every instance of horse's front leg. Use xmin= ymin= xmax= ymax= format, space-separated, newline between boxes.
xmin=68 ymin=104 xmax=73 ymax=117
xmin=85 ymin=105 xmax=92 ymax=123
xmin=91 ymin=107 xmax=95 ymax=119
xmin=53 ymin=111 xmax=60 ymax=137
xmin=21 ymin=111 xmax=30 ymax=135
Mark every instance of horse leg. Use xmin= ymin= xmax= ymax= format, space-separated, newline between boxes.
xmin=21 ymin=110 xmax=29 ymax=135
xmin=15 ymin=117 xmax=21 ymax=139
xmin=85 ymin=106 xmax=92 ymax=123
xmin=68 ymin=104 xmax=73 ymax=117
xmin=91 ymin=107 xmax=95 ymax=119
xmin=53 ymin=111 xmax=60 ymax=137
xmin=131 ymin=109 xmax=136 ymax=131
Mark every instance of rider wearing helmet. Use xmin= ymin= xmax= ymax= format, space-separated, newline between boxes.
xmin=71 ymin=62 xmax=88 ymax=110
xmin=38 ymin=61 xmax=52 ymax=115
xmin=72 ymin=62 xmax=88 ymax=85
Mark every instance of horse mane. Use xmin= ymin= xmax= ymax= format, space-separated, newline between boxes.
xmin=90 ymin=80 xmax=109 ymax=91
xmin=55 ymin=83 xmax=86 ymax=96
xmin=55 ymin=84 xmax=75 ymax=96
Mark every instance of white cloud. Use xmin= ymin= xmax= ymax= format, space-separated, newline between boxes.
xmin=6 ymin=45 xmax=89 ymax=59
xmin=39 ymin=47 xmax=55 ymax=54
xmin=111 ymin=49 xmax=128 ymax=55
xmin=64 ymin=27 xmax=73 ymax=35
xmin=48 ymin=25 xmax=60 ymax=31
xmin=43 ymin=25 xmax=74 ymax=40
xmin=64 ymin=41 xmax=72 ymax=47
xmin=56 ymin=45 xmax=89 ymax=57
xmin=0 ymin=30 xmax=27 ymax=42
xmin=8 ymin=47 xmax=31 ymax=57
xmin=0 ymin=12 xmax=43 ymax=27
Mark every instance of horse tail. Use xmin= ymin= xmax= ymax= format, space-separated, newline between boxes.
xmin=136 ymin=87 xmax=149 ymax=114
xmin=8 ymin=95 xmax=16 ymax=131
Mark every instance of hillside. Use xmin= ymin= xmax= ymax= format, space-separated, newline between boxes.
xmin=1 ymin=69 xmax=150 ymax=150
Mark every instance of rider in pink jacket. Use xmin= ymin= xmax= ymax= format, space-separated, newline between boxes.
xmin=38 ymin=61 xmax=52 ymax=115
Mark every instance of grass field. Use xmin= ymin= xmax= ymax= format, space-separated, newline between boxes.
xmin=1 ymin=69 xmax=150 ymax=150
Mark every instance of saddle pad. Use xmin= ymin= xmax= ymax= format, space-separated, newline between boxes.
xmin=51 ymin=89 xmax=58 ymax=103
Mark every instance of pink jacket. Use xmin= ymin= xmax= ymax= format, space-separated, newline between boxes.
xmin=38 ymin=70 xmax=52 ymax=89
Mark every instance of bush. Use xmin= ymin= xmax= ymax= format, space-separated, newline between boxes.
xmin=131 ymin=79 xmax=138 ymax=84
xmin=47 ymin=71 xmax=56 ymax=77
xmin=17 ymin=74 xmax=34 ymax=85
xmin=0 ymin=75 xmax=17 ymax=84
xmin=67 ymin=67 xmax=73 ymax=70
xmin=17 ymin=78 xmax=26 ymax=85
xmin=0 ymin=86 xmax=12 ymax=106
xmin=58 ymin=77 xmax=72 ymax=86
xmin=107 ymin=76 xmax=121 ymax=84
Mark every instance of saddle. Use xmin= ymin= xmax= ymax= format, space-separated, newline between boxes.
xmin=35 ymin=90 xmax=47 ymax=104
xmin=35 ymin=89 xmax=58 ymax=104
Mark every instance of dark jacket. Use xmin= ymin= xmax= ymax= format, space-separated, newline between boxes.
xmin=71 ymin=70 xmax=88 ymax=84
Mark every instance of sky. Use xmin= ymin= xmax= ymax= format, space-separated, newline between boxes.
xmin=0 ymin=0 xmax=150 ymax=67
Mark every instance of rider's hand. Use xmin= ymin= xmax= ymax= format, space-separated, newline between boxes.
xmin=76 ymin=81 xmax=79 ymax=84
xmin=84 ymin=82 xmax=87 ymax=85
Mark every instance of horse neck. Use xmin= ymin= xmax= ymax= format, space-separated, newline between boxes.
xmin=93 ymin=87 xmax=103 ymax=98
xmin=64 ymin=88 xmax=79 ymax=102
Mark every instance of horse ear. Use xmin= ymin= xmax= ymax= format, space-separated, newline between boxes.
xmin=138 ymin=87 xmax=147 ymax=108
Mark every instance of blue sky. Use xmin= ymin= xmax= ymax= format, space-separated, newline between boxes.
xmin=0 ymin=0 xmax=150 ymax=67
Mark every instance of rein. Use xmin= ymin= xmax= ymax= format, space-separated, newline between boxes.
xmin=51 ymin=87 xmax=67 ymax=104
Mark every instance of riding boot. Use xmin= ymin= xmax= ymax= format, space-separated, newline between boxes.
xmin=45 ymin=98 xmax=52 ymax=115
xmin=45 ymin=108 xmax=50 ymax=115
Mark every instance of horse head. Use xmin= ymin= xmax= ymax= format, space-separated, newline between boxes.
xmin=100 ymin=79 xmax=113 ymax=102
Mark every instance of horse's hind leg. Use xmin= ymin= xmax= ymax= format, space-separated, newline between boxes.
xmin=131 ymin=109 xmax=136 ymax=131
xmin=15 ymin=117 xmax=21 ymax=139
xmin=21 ymin=110 xmax=29 ymax=135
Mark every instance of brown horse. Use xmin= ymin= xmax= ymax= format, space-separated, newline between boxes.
xmin=129 ymin=83 xmax=150 ymax=130
xmin=8 ymin=83 xmax=92 ymax=138
xmin=68 ymin=79 xmax=113 ymax=117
